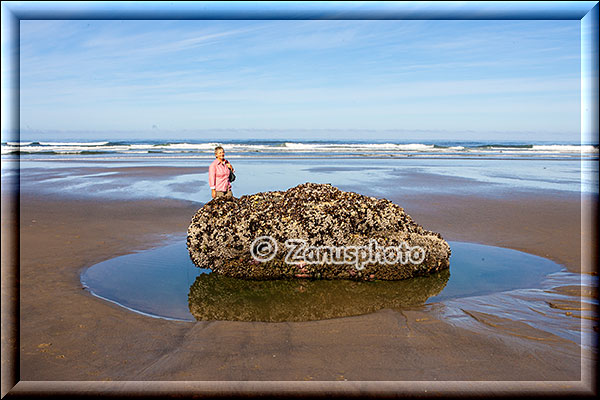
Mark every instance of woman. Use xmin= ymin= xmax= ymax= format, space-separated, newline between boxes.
xmin=209 ymin=146 xmax=235 ymax=199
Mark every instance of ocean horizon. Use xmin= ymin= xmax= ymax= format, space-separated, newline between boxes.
xmin=2 ymin=138 xmax=598 ymax=159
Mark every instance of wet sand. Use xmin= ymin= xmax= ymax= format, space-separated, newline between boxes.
xmin=398 ymin=191 xmax=596 ymax=275
xmin=2 ymin=166 xmax=597 ymax=396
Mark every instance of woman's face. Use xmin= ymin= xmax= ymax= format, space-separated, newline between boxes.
xmin=215 ymin=149 xmax=225 ymax=160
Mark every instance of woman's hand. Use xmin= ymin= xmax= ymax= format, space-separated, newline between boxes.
xmin=211 ymin=189 xmax=216 ymax=199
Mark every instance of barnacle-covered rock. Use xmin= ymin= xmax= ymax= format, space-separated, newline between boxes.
xmin=187 ymin=183 xmax=450 ymax=280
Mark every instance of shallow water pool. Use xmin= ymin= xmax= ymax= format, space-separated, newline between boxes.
xmin=80 ymin=236 xmax=567 ymax=322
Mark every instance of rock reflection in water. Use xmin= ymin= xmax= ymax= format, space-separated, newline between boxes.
xmin=188 ymin=270 xmax=450 ymax=322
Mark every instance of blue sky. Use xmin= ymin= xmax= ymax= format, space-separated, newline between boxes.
xmin=17 ymin=19 xmax=582 ymax=141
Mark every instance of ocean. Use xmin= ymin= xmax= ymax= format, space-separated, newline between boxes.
xmin=2 ymin=139 xmax=598 ymax=159
xmin=2 ymin=138 xmax=598 ymax=204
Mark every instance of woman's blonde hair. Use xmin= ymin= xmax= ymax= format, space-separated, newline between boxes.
xmin=214 ymin=146 xmax=224 ymax=154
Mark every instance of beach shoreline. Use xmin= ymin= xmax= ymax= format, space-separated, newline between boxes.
xmin=2 ymin=165 xmax=597 ymax=395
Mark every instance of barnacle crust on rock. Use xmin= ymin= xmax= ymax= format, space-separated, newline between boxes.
xmin=187 ymin=183 xmax=451 ymax=280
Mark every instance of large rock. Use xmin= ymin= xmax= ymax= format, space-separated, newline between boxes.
xmin=187 ymin=183 xmax=451 ymax=280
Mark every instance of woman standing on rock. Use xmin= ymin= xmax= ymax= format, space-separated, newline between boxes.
xmin=209 ymin=146 xmax=235 ymax=199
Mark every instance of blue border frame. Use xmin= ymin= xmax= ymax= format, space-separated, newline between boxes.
xmin=1 ymin=1 xmax=598 ymax=397
xmin=1 ymin=1 xmax=598 ymax=20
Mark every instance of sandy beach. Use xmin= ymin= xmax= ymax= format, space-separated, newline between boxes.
xmin=2 ymin=163 xmax=597 ymax=397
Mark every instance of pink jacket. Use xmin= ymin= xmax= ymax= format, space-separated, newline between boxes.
xmin=209 ymin=158 xmax=232 ymax=192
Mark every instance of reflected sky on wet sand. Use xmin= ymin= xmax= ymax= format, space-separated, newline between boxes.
xmin=8 ymin=156 xmax=595 ymax=202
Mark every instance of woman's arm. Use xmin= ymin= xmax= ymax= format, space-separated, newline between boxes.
xmin=209 ymin=163 xmax=217 ymax=198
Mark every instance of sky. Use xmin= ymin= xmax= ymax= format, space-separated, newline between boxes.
xmin=15 ymin=18 xmax=583 ymax=141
